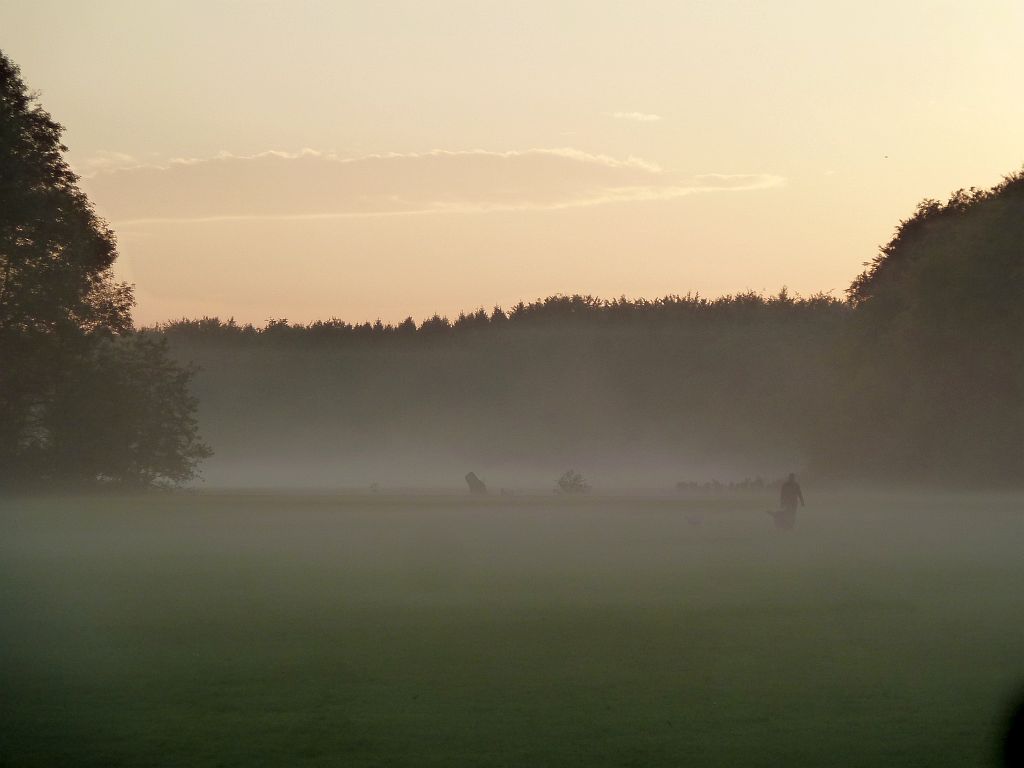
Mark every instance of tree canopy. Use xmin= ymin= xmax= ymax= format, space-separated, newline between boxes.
xmin=831 ymin=170 xmax=1024 ymax=484
xmin=0 ymin=49 xmax=209 ymax=487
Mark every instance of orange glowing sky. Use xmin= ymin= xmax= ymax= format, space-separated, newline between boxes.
xmin=3 ymin=0 xmax=1022 ymax=325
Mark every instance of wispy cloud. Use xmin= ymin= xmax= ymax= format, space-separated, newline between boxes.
xmin=74 ymin=150 xmax=141 ymax=175
xmin=81 ymin=148 xmax=783 ymax=224
xmin=608 ymin=112 xmax=663 ymax=122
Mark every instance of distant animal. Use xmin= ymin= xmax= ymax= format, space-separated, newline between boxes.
xmin=465 ymin=471 xmax=487 ymax=495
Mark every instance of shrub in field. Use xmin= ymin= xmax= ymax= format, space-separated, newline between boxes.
xmin=556 ymin=470 xmax=590 ymax=494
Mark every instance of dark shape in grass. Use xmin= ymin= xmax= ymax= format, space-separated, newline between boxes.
xmin=556 ymin=469 xmax=589 ymax=494
xmin=465 ymin=471 xmax=487 ymax=494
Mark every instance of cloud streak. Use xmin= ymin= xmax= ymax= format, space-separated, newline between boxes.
xmin=75 ymin=150 xmax=140 ymax=175
xmin=82 ymin=149 xmax=784 ymax=223
xmin=608 ymin=112 xmax=663 ymax=122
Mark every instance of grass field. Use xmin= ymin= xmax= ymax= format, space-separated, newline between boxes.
xmin=2 ymin=490 xmax=1023 ymax=767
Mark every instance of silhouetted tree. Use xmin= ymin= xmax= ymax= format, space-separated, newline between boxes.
xmin=0 ymin=49 xmax=209 ymax=487
xmin=47 ymin=335 xmax=211 ymax=486
xmin=823 ymin=170 xmax=1024 ymax=483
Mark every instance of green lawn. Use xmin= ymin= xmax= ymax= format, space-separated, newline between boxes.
xmin=1 ymin=491 xmax=1022 ymax=766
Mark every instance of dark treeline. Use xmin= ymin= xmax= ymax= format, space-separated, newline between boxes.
xmin=155 ymin=290 xmax=847 ymax=487
xmin=156 ymin=290 xmax=844 ymax=345
xmin=153 ymin=290 xmax=847 ymax=487
xmin=156 ymin=171 xmax=1023 ymax=489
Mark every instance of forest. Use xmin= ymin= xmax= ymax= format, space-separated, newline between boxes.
xmin=156 ymin=172 xmax=1024 ymax=488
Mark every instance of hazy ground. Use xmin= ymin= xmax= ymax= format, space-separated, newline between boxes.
xmin=2 ymin=490 xmax=1022 ymax=767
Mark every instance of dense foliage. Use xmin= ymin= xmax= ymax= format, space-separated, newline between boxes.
xmin=0 ymin=50 xmax=209 ymax=487
xmin=831 ymin=173 xmax=1024 ymax=484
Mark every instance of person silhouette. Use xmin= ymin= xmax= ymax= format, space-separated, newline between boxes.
xmin=768 ymin=473 xmax=805 ymax=530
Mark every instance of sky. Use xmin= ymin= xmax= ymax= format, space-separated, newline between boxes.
xmin=2 ymin=0 xmax=1022 ymax=326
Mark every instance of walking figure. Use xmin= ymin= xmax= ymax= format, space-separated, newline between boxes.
xmin=768 ymin=473 xmax=805 ymax=530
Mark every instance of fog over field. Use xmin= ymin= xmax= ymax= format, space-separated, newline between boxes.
xmin=3 ymin=491 xmax=1024 ymax=766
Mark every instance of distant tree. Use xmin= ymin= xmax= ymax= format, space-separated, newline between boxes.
xmin=0 ymin=49 xmax=209 ymax=487
xmin=396 ymin=316 xmax=417 ymax=337
xmin=454 ymin=308 xmax=489 ymax=331
xmin=419 ymin=314 xmax=452 ymax=336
